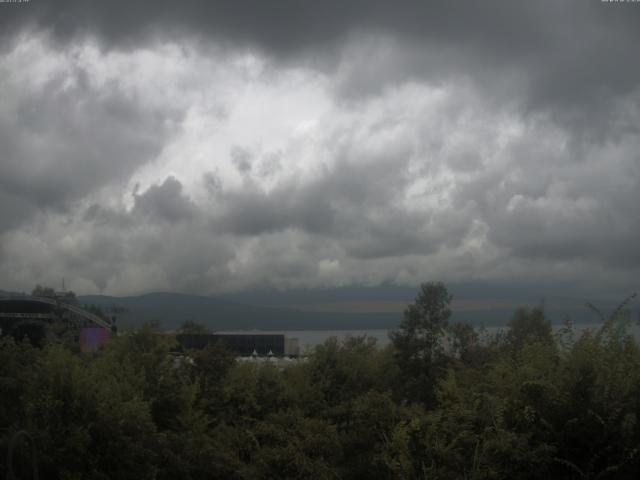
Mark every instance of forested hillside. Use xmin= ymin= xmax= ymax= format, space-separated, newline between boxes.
xmin=2 ymin=283 xmax=639 ymax=479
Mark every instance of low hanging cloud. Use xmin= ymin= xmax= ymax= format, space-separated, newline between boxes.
xmin=0 ymin=1 xmax=639 ymax=298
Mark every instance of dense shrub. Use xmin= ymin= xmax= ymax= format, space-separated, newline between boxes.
xmin=1 ymin=287 xmax=638 ymax=479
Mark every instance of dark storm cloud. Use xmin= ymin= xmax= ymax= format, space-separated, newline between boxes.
xmin=1 ymin=0 xmax=639 ymax=297
xmin=447 ymin=119 xmax=640 ymax=269
xmin=4 ymin=0 xmax=640 ymax=119
xmin=485 ymin=187 xmax=640 ymax=269
xmin=0 ymin=190 xmax=37 ymax=233
xmin=10 ymin=176 xmax=236 ymax=294
xmin=212 ymin=146 xmax=474 ymax=259
xmin=214 ymin=183 xmax=336 ymax=236
xmin=212 ymin=137 xmax=414 ymax=237
xmin=133 ymin=177 xmax=198 ymax=222
xmin=0 ymin=49 xmax=175 ymax=232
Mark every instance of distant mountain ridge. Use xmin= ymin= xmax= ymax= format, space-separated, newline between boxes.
xmin=77 ymin=291 xmax=402 ymax=331
xmin=4 ymin=285 xmax=634 ymax=331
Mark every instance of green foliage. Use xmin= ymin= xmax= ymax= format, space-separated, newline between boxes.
xmin=1 ymin=286 xmax=640 ymax=479
xmin=390 ymin=281 xmax=453 ymax=405
xmin=506 ymin=306 xmax=554 ymax=351
xmin=24 ymin=345 xmax=158 ymax=479
xmin=179 ymin=320 xmax=211 ymax=334
xmin=245 ymin=412 xmax=341 ymax=480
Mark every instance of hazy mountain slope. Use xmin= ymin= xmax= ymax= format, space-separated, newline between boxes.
xmin=18 ymin=285 xmax=638 ymax=331
xmin=78 ymin=292 xmax=401 ymax=330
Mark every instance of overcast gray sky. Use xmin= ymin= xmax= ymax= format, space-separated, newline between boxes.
xmin=0 ymin=0 xmax=639 ymax=298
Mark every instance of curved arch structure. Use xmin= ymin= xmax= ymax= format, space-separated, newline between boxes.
xmin=0 ymin=296 xmax=112 ymax=330
xmin=34 ymin=296 xmax=112 ymax=329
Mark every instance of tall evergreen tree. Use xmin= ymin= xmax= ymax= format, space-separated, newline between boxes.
xmin=390 ymin=281 xmax=452 ymax=405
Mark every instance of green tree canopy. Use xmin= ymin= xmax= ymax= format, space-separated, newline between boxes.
xmin=506 ymin=306 xmax=553 ymax=350
xmin=390 ymin=281 xmax=453 ymax=405
xmin=179 ymin=320 xmax=211 ymax=334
